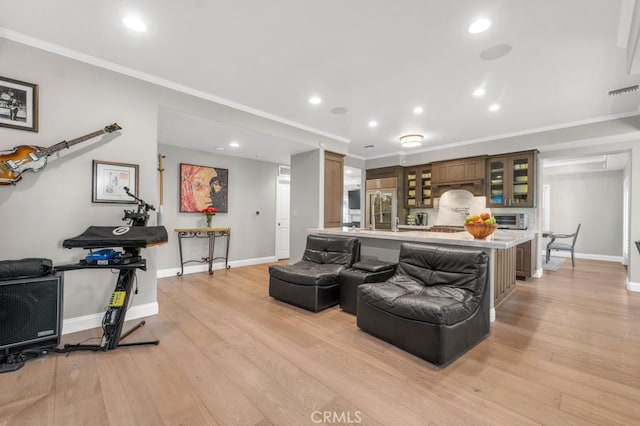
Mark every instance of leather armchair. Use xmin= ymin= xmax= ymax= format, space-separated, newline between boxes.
xmin=357 ymin=243 xmax=489 ymax=366
xmin=269 ymin=235 xmax=360 ymax=312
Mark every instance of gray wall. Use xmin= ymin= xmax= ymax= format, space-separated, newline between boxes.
xmin=0 ymin=39 xmax=161 ymax=318
xmin=545 ymin=170 xmax=623 ymax=256
xmin=290 ymin=149 xmax=321 ymax=262
xmin=156 ymin=144 xmax=278 ymax=270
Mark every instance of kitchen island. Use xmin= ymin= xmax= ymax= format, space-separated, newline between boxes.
xmin=309 ymin=227 xmax=535 ymax=321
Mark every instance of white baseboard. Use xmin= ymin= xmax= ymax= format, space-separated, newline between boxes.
xmin=62 ymin=302 xmax=158 ymax=335
xmin=532 ymin=268 xmax=543 ymax=278
xmin=157 ymin=256 xmax=278 ymax=278
xmin=539 ymin=250 xmax=622 ymax=263
xmin=627 ymin=279 xmax=640 ymax=292
xmin=490 ymin=308 xmax=495 ymax=322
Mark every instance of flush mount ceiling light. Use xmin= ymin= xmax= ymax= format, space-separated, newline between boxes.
xmin=399 ymin=134 xmax=424 ymax=148
xmin=122 ymin=16 xmax=147 ymax=32
xmin=468 ymin=18 xmax=491 ymax=34
xmin=308 ymin=96 xmax=322 ymax=105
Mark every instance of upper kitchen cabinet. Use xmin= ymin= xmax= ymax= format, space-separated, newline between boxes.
xmin=487 ymin=150 xmax=537 ymax=208
xmin=404 ymin=165 xmax=433 ymax=208
xmin=431 ymin=156 xmax=486 ymax=196
xmin=324 ymin=151 xmax=344 ymax=228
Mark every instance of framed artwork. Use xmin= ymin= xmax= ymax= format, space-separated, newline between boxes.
xmin=92 ymin=160 xmax=139 ymax=204
xmin=0 ymin=76 xmax=38 ymax=132
xmin=180 ymin=163 xmax=228 ymax=213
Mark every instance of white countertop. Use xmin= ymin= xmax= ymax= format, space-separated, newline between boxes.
xmin=309 ymin=227 xmax=535 ymax=249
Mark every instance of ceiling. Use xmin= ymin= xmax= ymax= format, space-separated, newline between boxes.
xmin=2 ymin=0 xmax=639 ymax=164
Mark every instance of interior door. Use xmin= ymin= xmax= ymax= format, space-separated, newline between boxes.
xmin=276 ymin=177 xmax=290 ymax=260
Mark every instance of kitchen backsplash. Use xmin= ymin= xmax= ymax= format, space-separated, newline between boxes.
xmin=407 ymin=189 xmax=537 ymax=230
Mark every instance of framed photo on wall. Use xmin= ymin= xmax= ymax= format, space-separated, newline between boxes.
xmin=0 ymin=76 xmax=38 ymax=132
xmin=180 ymin=163 xmax=228 ymax=213
xmin=92 ymin=160 xmax=139 ymax=204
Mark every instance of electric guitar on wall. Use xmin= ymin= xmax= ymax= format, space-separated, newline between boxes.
xmin=0 ymin=123 xmax=122 ymax=185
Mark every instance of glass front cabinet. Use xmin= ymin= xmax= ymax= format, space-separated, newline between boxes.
xmin=487 ymin=151 xmax=536 ymax=208
xmin=405 ymin=165 xmax=432 ymax=208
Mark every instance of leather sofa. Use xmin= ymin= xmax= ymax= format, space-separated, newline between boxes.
xmin=357 ymin=243 xmax=489 ymax=366
xmin=269 ymin=235 xmax=360 ymax=312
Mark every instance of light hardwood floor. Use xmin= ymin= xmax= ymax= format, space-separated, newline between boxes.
xmin=1 ymin=258 xmax=639 ymax=425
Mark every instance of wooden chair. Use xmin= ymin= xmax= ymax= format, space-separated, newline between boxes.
xmin=546 ymin=224 xmax=581 ymax=267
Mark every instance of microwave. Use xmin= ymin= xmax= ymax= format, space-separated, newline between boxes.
xmin=494 ymin=213 xmax=528 ymax=230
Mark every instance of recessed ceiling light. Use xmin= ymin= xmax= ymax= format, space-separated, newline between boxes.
xmin=489 ymin=104 xmax=501 ymax=112
xmin=368 ymin=120 xmax=378 ymax=128
xmin=229 ymin=141 xmax=240 ymax=147
xmin=122 ymin=16 xmax=147 ymax=32
xmin=473 ymin=88 xmax=486 ymax=97
xmin=215 ymin=146 xmax=225 ymax=151
xmin=309 ymin=96 xmax=322 ymax=105
xmin=413 ymin=106 xmax=424 ymax=114
xmin=468 ymin=18 xmax=491 ymax=34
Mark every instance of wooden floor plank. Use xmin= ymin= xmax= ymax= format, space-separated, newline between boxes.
xmin=1 ymin=258 xmax=639 ymax=425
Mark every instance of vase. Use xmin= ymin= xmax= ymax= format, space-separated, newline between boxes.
xmin=206 ymin=216 xmax=212 ymax=228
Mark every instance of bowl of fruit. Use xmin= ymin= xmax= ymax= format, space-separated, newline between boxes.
xmin=464 ymin=212 xmax=498 ymax=239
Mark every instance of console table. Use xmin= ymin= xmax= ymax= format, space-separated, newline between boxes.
xmin=175 ymin=227 xmax=231 ymax=276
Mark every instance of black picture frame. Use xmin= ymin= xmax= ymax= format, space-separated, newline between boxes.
xmin=179 ymin=163 xmax=228 ymax=213
xmin=92 ymin=160 xmax=139 ymax=204
xmin=0 ymin=76 xmax=38 ymax=132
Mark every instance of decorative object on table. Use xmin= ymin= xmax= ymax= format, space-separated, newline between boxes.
xmin=157 ymin=153 xmax=165 ymax=225
xmin=179 ymin=163 xmax=228 ymax=213
xmin=0 ymin=76 xmax=38 ymax=132
xmin=92 ymin=159 xmax=139 ymax=204
xmin=0 ymin=123 xmax=121 ymax=186
xmin=464 ymin=212 xmax=497 ymax=239
xmin=202 ymin=207 xmax=217 ymax=227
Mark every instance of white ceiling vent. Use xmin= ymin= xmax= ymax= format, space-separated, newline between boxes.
xmin=608 ymin=85 xmax=639 ymax=96
xmin=278 ymin=165 xmax=291 ymax=176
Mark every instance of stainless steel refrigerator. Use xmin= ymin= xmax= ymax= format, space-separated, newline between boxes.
xmin=365 ymin=177 xmax=397 ymax=230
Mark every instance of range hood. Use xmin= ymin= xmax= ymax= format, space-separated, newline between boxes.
xmin=433 ymin=180 xmax=484 ymax=197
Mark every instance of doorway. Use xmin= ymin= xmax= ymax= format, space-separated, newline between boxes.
xmin=276 ymin=176 xmax=290 ymax=260
xmin=344 ymin=166 xmax=362 ymax=227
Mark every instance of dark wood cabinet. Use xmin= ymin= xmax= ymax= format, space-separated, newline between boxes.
xmin=404 ymin=164 xmax=432 ymax=208
xmin=487 ymin=151 xmax=537 ymax=208
xmin=431 ymin=156 xmax=486 ymax=183
xmin=516 ymin=240 xmax=532 ymax=280
xmin=324 ymin=151 xmax=344 ymax=228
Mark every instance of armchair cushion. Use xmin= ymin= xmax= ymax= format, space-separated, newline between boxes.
xmin=269 ymin=261 xmax=345 ymax=286
xmin=302 ymin=234 xmax=359 ymax=266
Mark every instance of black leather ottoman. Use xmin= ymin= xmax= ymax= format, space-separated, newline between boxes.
xmin=339 ymin=259 xmax=396 ymax=314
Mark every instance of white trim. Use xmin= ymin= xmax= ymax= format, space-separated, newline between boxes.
xmin=0 ymin=27 xmax=350 ymax=145
xmin=490 ymin=308 xmax=496 ymax=322
xmin=157 ymin=256 xmax=277 ymax=278
xmin=532 ymin=268 xmax=544 ymax=278
xmin=539 ymin=250 xmax=623 ymax=263
xmin=62 ymin=302 xmax=158 ymax=335
xmin=627 ymin=279 xmax=640 ymax=292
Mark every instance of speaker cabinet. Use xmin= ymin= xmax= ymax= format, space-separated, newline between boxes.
xmin=0 ymin=272 xmax=63 ymax=352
